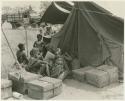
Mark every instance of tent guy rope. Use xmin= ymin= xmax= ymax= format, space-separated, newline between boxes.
xmin=1 ymin=23 xmax=17 ymax=62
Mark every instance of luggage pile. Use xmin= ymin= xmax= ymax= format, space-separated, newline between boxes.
xmin=8 ymin=71 xmax=40 ymax=94
xmin=72 ymin=65 xmax=119 ymax=88
xmin=4 ymin=70 xmax=63 ymax=100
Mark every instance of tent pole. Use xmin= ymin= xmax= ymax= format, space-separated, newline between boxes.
xmin=24 ymin=27 xmax=28 ymax=57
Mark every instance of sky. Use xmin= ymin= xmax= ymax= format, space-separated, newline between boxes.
xmin=2 ymin=0 xmax=125 ymax=18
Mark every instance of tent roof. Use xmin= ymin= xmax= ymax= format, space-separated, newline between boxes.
xmin=40 ymin=1 xmax=123 ymax=24
xmin=53 ymin=2 xmax=124 ymax=45
xmin=40 ymin=2 xmax=73 ymax=24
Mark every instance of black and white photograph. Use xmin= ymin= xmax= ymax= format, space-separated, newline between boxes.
xmin=1 ymin=0 xmax=124 ymax=100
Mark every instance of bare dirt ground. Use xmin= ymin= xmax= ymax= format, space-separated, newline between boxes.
xmin=7 ymin=79 xmax=124 ymax=100
xmin=1 ymin=28 xmax=124 ymax=100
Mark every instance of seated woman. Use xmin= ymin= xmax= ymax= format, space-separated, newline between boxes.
xmin=26 ymin=48 xmax=49 ymax=76
xmin=50 ymin=49 xmax=71 ymax=80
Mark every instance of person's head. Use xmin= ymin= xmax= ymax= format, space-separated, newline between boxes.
xmin=18 ymin=43 xmax=25 ymax=51
xmin=46 ymin=26 xmax=51 ymax=33
xmin=48 ymin=58 xmax=54 ymax=66
xmin=30 ymin=48 xmax=39 ymax=58
xmin=39 ymin=29 xmax=43 ymax=34
xmin=55 ymin=59 xmax=64 ymax=67
xmin=55 ymin=48 xmax=62 ymax=56
xmin=37 ymin=34 xmax=42 ymax=41
xmin=42 ymin=25 xmax=46 ymax=28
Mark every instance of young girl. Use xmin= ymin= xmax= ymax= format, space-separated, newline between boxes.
xmin=33 ymin=34 xmax=44 ymax=53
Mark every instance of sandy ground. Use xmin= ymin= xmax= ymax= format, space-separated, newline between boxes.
xmin=1 ymin=28 xmax=124 ymax=100
xmin=7 ymin=79 xmax=123 ymax=100
xmin=52 ymin=79 xmax=123 ymax=100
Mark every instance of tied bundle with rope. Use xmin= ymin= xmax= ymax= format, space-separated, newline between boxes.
xmin=27 ymin=76 xmax=62 ymax=99
xmin=85 ymin=65 xmax=119 ymax=88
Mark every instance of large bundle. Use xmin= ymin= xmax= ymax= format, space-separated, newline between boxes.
xmin=27 ymin=77 xmax=62 ymax=99
xmin=1 ymin=79 xmax=12 ymax=99
xmin=97 ymin=65 xmax=119 ymax=83
xmin=72 ymin=66 xmax=93 ymax=82
xmin=8 ymin=71 xmax=40 ymax=94
xmin=85 ymin=65 xmax=119 ymax=88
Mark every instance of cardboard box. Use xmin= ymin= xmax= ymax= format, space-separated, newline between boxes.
xmin=1 ymin=79 xmax=12 ymax=99
xmin=27 ymin=77 xmax=62 ymax=99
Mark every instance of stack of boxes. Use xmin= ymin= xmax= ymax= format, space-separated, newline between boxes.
xmin=7 ymin=71 xmax=63 ymax=99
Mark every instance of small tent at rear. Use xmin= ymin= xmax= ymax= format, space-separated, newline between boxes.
xmin=51 ymin=2 xmax=124 ymax=78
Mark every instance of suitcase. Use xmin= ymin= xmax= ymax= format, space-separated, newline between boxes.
xmin=27 ymin=77 xmax=62 ymax=99
xmin=72 ymin=66 xmax=93 ymax=82
xmin=1 ymin=79 xmax=12 ymax=99
xmin=85 ymin=65 xmax=118 ymax=88
xmin=8 ymin=71 xmax=40 ymax=94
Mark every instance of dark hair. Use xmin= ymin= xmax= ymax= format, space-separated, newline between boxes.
xmin=18 ymin=43 xmax=24 ymax=49
xmin=46 ymin=26 xmax=51 ymax=31
xmin=37 ymin=34 xmax=42 ymax=39
xmin=30 ymin=48 xmax=39 ymax=57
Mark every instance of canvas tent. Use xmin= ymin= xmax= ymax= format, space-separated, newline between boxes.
xmin=50 ymin=2 xmax=124 ymax=78
xmin=40 ymin=2 xmax=74 ymax=24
